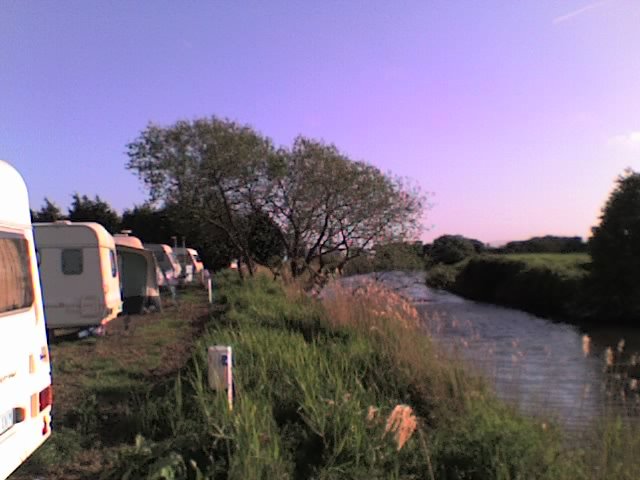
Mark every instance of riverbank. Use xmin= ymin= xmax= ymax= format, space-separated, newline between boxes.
xmin=103 ymin=271 xmax=576 ymax=479
xmin=16 ymin=272 xmax=640 ymax=479
xmin=426 ymin=253 xmax=594 ymax=322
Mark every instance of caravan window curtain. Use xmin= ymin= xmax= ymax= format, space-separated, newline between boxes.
xmin=0 ymin=235 xmax=34 ymax=314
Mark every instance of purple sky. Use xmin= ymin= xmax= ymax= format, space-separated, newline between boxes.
xmin=2 ymin=1 xmax=640 ymax=244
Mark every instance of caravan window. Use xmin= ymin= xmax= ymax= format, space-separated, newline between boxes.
xmin=0 ymin=236 xmax=34 ymax=314
xmin=109 ymin=250 xmax=117 ymax=277
xmin=62 ymin=249 xmax=83 ymax=275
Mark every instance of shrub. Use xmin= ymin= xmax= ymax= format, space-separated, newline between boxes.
xmin=453 ymin=255 xmax=588 ymax=318
xmin=429 ymin=235 xmax=477 ymax=265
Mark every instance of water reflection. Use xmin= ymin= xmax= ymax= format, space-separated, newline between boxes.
xmin=341 ymin=271 xmax=640 ymax=429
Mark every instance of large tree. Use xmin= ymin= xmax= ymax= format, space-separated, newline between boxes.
xmin=127 ymin=117 xmax=424 ymax=279
xmin=127 ymin=118 xmax=273 ymax=276
xmin=261 ymin=137 xmax=424 ymax=277
xmin=589 ymin=169 xmax=640 ymax=319
xmin=68 ymin=193 xmax=121 ymax=233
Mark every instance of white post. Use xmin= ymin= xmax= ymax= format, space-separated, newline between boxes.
xmin=207 ymin=278 xmax=213 ymax=304
xmin=208 ymin=346 xmax=233 ymax=410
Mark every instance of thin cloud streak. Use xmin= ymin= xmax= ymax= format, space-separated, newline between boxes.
xmin=553 ymin=1 xmax=607 ymax=24
xmin=608 ymin=131 xmax=640 ymax=149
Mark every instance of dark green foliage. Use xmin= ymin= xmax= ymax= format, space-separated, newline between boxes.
xmin=32 ymin=197 xmax=66 ymax=223
xmin=342 ymin=242 xmax=425 ymax=276
xmin=67 ymin=193 xmax=121 ymax=233
xmin=122 ymin=202 xmax=237 ymax=271
xmin=426 ymin=262 xmax=467 ymax=290
xmin=372 ymin=242 xmax=425 ymax=271
xmin=245 ymin=211 xmax=285 ymax=266
xmin=427 ymin=235 xmax=478 ymax=265
xmin=121 ymin=204 xmax=283 ymax=271
xmin=121 ymin=204 xmax=176 ymax=244
xmin=453 ymin=255 xmax=588 ymax=318
xmin=499 ymin=236 xmax=587 ymax=254
xmin=589 ymin=169 xmax=640 ymax=320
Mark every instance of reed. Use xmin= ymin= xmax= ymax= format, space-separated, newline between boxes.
xmin=103 ymin=271 xmax=640 ymax=480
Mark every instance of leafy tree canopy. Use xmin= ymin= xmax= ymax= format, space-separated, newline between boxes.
xmin=127 ymin=117 xmax=425 ymax=278
xmin=68 ymin=193 xmax=121 ymax=233
xmin=426 ymin=235 xmax=479 ymax=265
xmin=32 ymin=197 xmax=66 ymax=223
xmin=500 ymin=235 xmax=585 ymax=254
xmin=589 ymin=169 xmax=640 ymax=318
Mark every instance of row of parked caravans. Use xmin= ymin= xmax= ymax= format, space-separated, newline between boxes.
xmin=33 ymin=221 xmax=205 ymax=329
xmin=0 ymin=160 xmax=209 ymax=480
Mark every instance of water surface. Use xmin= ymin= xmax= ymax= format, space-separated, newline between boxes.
xmin=338 ymin=271 xmax=640 ymax=429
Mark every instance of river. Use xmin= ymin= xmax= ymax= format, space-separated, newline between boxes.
xmin=336 ymin=271 xmax=640 ymax=430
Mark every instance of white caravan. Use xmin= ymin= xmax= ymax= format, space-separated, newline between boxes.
xmin=0 ymin=161 xmax=52 ymax=480
xmin=174 ymin=247 xmax=204 ymax=285
xmin=34 ymin=222 xmax=123 ymax=329
xmin=114 ymin=233 xmax=162 ymax=314
xmin=145 ymin=244 xmax=182 ymax=289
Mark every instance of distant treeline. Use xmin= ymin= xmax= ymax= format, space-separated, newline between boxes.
xmin=420 ymin=234 xmax=586 ymax=265
xmin=494 ymin=236 xmax=586 ymax=254
xmin=424 ymin=170 xmax=640 ymax=324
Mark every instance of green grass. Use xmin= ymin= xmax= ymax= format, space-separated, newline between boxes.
xmin=425 ymin=258 xmax=469 ymax=290
xmin=502 ymin=253 xmax=591 ymax=272
xmin=104 ymin=272 xmax=585 ymax=480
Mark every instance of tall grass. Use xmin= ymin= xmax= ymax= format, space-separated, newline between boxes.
xmin=104 ymin=271 xmax=639 ymax=480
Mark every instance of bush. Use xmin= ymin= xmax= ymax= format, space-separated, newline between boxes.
xmin=342 ymin=242 xmax=424 ymax=276
xmin=429 ymin=235 xmax=478 ymax=265
xmin=453 ymin=255 xmax=588 ymax=318
xmin=426 ymin=263 xmax=463 ymax=290
xmin=372 ymin=242 xmax=425 ymax=271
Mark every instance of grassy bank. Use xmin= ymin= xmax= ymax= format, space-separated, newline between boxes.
xmin=16 ymin=273 xmax=640 ymax=479
xmin=427 ymin=253 xmax=591 ymax=320
xmin=101 ymin=272 xmax=637 ymax=479
xmin=100 ymin=273 xmax=550 ymax=479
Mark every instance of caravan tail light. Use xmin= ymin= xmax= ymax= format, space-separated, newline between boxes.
xmin=39 ymin=385 xmax=52 ymax=411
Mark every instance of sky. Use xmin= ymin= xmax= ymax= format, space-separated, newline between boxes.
xmin=1 ymin=1 xmax=640 ymax=244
